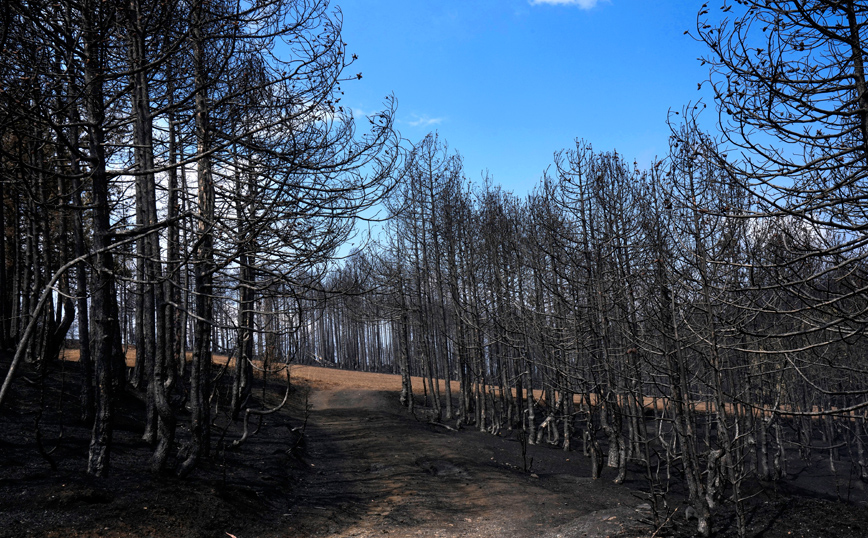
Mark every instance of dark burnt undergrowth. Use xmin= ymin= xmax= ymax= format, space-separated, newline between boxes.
xmin=3 ymin=354 xmax=868 ymax=538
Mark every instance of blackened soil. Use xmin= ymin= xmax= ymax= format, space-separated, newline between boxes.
xmin=2 ymin=356 xmax=868 ymax=537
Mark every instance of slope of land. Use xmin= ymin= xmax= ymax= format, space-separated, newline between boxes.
xmin=2 ymin=359 xmax=868 ymax=537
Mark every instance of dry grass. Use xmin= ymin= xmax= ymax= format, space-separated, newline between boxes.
xmin=59 ymin=347 xmax=458 ymax=393
xmin=61 ymin=348 xmax=827 ymax=419
xmin=60 ymin=346 xmax=143 ymax=368
xmin=57 ymin=347 xmax=660 ymax=409
xmin=288 ymin=364 xmax=463 ymax=393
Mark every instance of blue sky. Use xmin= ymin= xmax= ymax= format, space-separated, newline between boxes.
xmin=336 ymin=0 xmax=714 ymax=196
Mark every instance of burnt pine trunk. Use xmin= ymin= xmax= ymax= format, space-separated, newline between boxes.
xmin=178 ymin=0 xmax=215 ymax=477
xmin=153 ymin=47 xmax=183 ymax=473
xmin=123 ymin=0 xmax=160 ymax=444
xmin=70 ymin=130 xmax=94 ymax=422
xmin=0 ymin=178 xmax=8 ymax=350
xmin=82 ymin=0 xmax=117 ymax=477
xmin=397 ymin=263 xmax=414 ymax=413
xmin=124 ymin=0 xmax=177 ymax=471
xmin=231 ymin=149 xmax=253 ymax=419
xmin=165 ymin=71 xmax=182 ymax=392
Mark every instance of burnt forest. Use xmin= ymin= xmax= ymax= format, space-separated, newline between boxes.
xmin=3 ymin=1 xmax=868 ymax=537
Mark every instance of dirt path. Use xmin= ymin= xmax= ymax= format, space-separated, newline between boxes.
xmin=285 ymin=385 xmax=649 ymax=538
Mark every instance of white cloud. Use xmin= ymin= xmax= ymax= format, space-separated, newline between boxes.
xmin=530 ymin=0 xmax=601 ymax=8
xmin=406 ymin=114 xmax=444 ymax=128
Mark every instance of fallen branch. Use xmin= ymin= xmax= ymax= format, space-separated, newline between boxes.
xmin=429 ymin=421 xmax=458 ymax=432
xmin=650 ymin=507 xmax=678 ymax=538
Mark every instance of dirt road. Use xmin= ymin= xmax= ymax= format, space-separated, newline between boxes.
xmin=284 ymin=384 xmax=649 ymax=538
